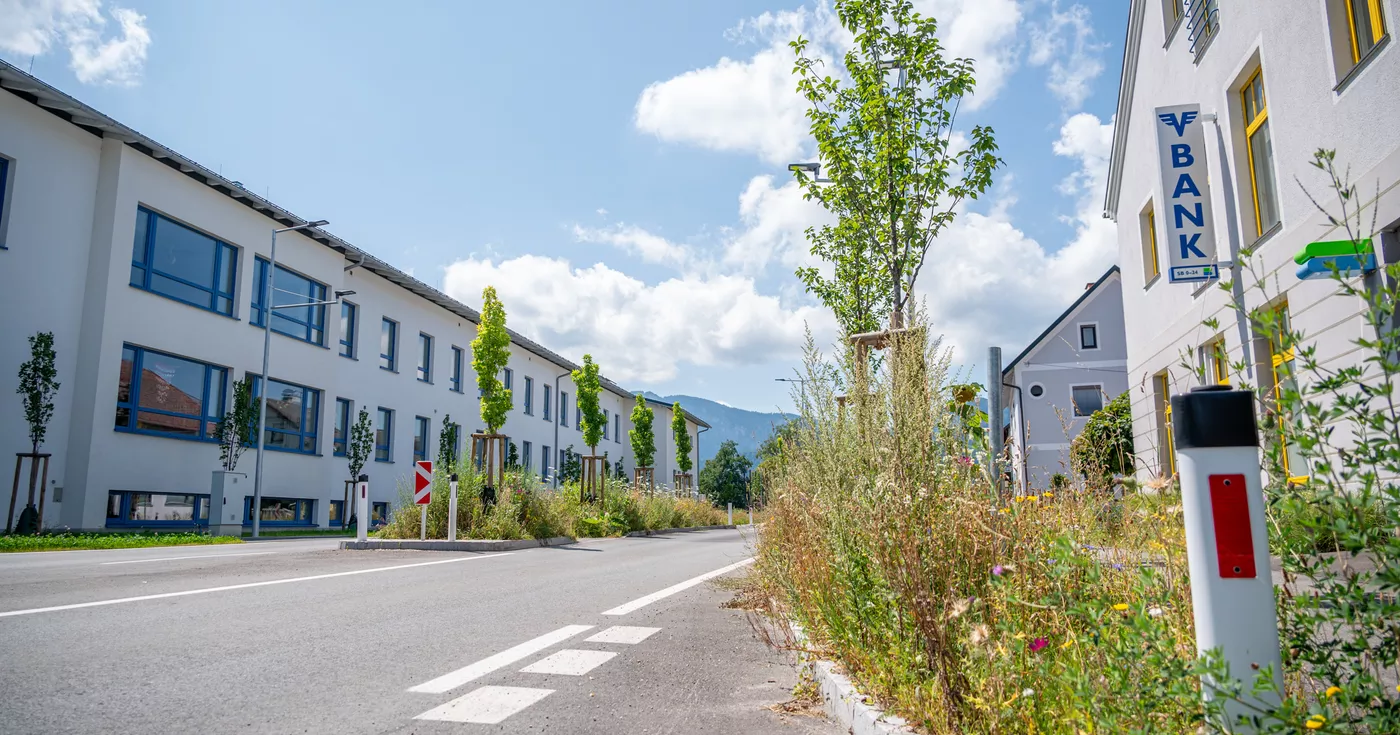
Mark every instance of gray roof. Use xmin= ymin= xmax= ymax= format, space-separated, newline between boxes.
xmin=1001 ymin=266 xmax=1121 ymax=376
xmin=0 ymin=59 xmax=688 ymax=415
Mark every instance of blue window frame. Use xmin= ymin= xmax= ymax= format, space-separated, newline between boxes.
xmin=116 ymin=344 xmax=227 ymax=442
xmin=522 ymin=440 xmax=532 ymax=472
xmin=603 ymin=409 xmax=610 ymax=440
xmin=524 ymin=376 xmax=534 ymax=415
xmin=0 ymin=156 xmax=10 ymax=248
xmin=450 ymin=346 xmax=464 ymax=393
xmin=244 ymin=496 xmax=314 ymax=526
xmin=376 ymin=407 xmax=393 ymax=462
xmin=576 ymin=406 xmax=582 ymax=431
xmin=560 ymin=391 xmax=568 ymax=427
xmin=503 ymin=367 xmax=513 ymax=393
xmin=543 ymin=445 xmax=551 ymax=476
xmin=543 ymin=385 xmax=552 ymax=421
xmin=615 ymin=412 xmax=620 ymax=443
xmin=340 ymin=301 xmax=358 ymax=358
xmin=106 ymin=491 xmax=208 ymax=528
xmin=252 ymin=257 xmax=327 ymax=346
xmin=329 ymin=499 xmax=345 ymax=527
xmin=334 ymin=397 xmax=352 ymax=457
xmin=418 ymin=333 xmax=433 ymax=383
xmin=380 ymin=318 xmax=398 ymax=371
xmin=252 ymin=376 xmax=320 ymax=455
xmin=130 ymin=206 xmax=237 ymax=316
xmin=372 ymin=501 xmax=389 ymax=525
xmin=414 ymin=416 xmax=430 ymax=462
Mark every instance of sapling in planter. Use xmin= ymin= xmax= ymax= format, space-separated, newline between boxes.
xmin=10 ymin=332 xmax=58 ymax=535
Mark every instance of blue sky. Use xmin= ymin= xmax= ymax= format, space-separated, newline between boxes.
xmin=2 ymin=0 xmax=1129 ymax=413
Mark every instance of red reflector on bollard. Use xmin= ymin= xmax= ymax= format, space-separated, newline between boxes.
xmin=1208 ymin=474 xmax=1256 ymax=578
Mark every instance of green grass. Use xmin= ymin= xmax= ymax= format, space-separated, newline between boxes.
xmin=240 ymin=528 xmax=356 ymax=538
xmin=0 ymin=531 xmax=243 ymax=553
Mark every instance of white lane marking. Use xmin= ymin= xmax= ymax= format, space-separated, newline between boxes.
xmin=0 ymin=553 xmax=511 ymax=619
xmin=520 ymin=649 xmax=618 ymax=676
xmin=601 ymin=558 xmax=754 ymax=616
xmin=101 ymin=552 xmax=278 ymax=566
xmin=586 ymin=626 xmax=661 ymax=645
xmin=414 ymin=685 xmax=554 ymax=724
xmin=408 ymin=624 xmax=594 ymax=694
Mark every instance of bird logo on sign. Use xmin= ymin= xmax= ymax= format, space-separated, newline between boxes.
xmin=414 ymin=461 xmax=433 ymax=505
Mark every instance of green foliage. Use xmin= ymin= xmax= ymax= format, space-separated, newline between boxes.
xmin=215 ymin=375 xmax=258 ymax=472
xmin=672 ymin=402 xmax=692 ymax=473
xmin=343 ymin=408 xmax=375 ymax=523
xmin=559 ymin=445 xmax=581 ymax=484
xmin=0 ymin=531 xmax=240 ymax=553
xmin=437 ymin=414 xmax=460 ymax=471
xmin=790 ymin=0 xmax=1001 ymax=335
xmin=946 ymin=382 xmax=987 ymax=446
xmin=17 ymin=331 xmax=59 ymax=454
xmin=572 ymin=354 xmax=604 ymax=451
xmin=472 ymin=286 xmax=513 ymax=433
xmin=699 ymin=439 xmax=752 ymax=508
xmin=506 ymin=440 xmax=519 ymax=470
xmin=628 ymin=394 xmax=657 ymax=468
xmin=1070 ymin=392 xmax=1134 ymax=481
xmin=753 ymin=419 xmax=799 ymax=504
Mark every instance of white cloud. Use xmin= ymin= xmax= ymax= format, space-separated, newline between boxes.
xmin=1026 ymin=2 xmax=1105 ymax=109
xmin=595 ymin=208 xmax=609 ymax=217
xmin=572 ymin=223 xmax=691 ymax=267
xmin=0 ymin=0 xmax=150 ymax=86
xmin=912 ymin=0 xmax=1024 ymax=109
xmin=722 ymin=174 xmax=832 ymax=274
xmin=442 ymin=255 xmax=837 ymax=383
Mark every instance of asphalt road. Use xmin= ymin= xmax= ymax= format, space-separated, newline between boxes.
xmin=0 ymin=529 xmax=838 ymax=734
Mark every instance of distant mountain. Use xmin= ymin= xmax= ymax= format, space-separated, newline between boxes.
xmin=643 ymin=392 xmax=792 ymax=466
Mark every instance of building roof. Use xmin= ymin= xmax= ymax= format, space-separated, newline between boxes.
xmin=639 ymin=396 xmax=710 ymax=429
xmin=0 ymin=59 xmax=696 ymax=418
xmin=1102 ymin=0 xmax=1147 ymax=221
xmin=1001 ymin=266 xmax=1121 ymax=376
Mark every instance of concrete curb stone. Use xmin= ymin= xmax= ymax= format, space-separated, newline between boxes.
xmin=788 ymin=621 xmax=916 ymax=734
xmin=624 ymin=524 xmax=738 ymax=536
xmin=339 ymin=536 xmax=576 ymax=551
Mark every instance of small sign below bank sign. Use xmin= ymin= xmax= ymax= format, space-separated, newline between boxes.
xmin=1154 ymin=104 xmax=1219 ymax=283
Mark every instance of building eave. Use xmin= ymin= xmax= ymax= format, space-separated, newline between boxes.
xmin=1104 ymin=0 xmax=1146 ymax=222
xmin=1002 ymin=266 xmax=1122 ymax=377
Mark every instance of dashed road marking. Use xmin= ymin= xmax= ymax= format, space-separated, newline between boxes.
xmin=586 ymin=625 xmax=661 ymax=644
xmin=520 ymin=649 xmax=618 ymax=676
xmin=600 ymin=558 xmax=753 ymax=616
xmin=414 ymin=685 xmax=555 ymax=724
xmin=408 ymin=624 xmax=594 ymax=694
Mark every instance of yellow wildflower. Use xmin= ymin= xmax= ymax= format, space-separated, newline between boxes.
xmin=1325 ymin=686 xmax=1342 ymax=698
xmin=1028 ymin=495 xmax=1040 ymax=502
xmin=1043 ymin=490 xmax=1054 ymax=497
xmin=1112 ymin=603 xmax=1130 ymax=611
xmin=1305 ymin=714 xmax=1326 ymax=730
xmin=1061 ymin=638 xmax=1074 ymax=649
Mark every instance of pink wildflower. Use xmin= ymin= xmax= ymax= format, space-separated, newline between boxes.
xmin=1030 ymin=637 xmax=1049 ymax=653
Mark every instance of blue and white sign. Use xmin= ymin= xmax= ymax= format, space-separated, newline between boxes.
xmin=1155 ymin=104 xmax=1218 ymax=283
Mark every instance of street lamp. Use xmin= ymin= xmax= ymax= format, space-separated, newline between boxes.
xmin=786 ymin=162 xmax=832 ymax=183
xmin=250 ymin=219 xmax=341 ymax=539
xmin=773 ymin=378 xmax=809 ymax=384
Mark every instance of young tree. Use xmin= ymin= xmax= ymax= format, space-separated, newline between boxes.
xmin=628 ymin=394 xmax=656 ymax=469
xmin=672 ymin=402 xmax=692 ymax=475
xmin=437 ymin=414 xmax=460 ymax=470
xmin=14 ymin=332 xmax=59 ymax=533
xmin=507 ymin=441 xmax=519 ymax=470
xmin=573 ymin=355 xmax=604 ymax=454
xmin=472 ymin=286 xmax=513 ymax=434
xmin=215 ymin=376 xmax=258 ymax=472
xmin=343 ymin=408 xmax=373 ymax=526
xmin=699 ymin=440 xmax=753 ymax=508
xmin=791 ymin=0 xmax=1002 ymax=334
xmin=561 ymin=445 xmax=582 ymax=484
xmin=614 ymin=456 xmax=625 ymax=479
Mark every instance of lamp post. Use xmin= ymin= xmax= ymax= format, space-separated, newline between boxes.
xmin=553 ymin=369 xmax=570 ymax=488
xmin=250 ymin=219 xmax=344 ymax=539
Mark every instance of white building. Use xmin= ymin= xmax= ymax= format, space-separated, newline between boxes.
xmin=0 ymin=61 xmax=708 ymax=532
xmin=1104 ymin=0 xmax=1399 ymax=482
xmin=1003 ymin=267 xmax=1129 ymax=492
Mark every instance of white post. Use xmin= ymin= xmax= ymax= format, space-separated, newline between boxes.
xmin=1173 ymin=386 xmax=1282 ymax=729
xmin=748 ymin=507 xmax=753 ymax=526
xmin=420 ymin=505 xmax=427 ymax=541
xmin=727 ymin=503 xmax=733 ymax=525
xmin=448 ymin=474 xmax=459 ymax=542
xmin=355 ymin=475 xmax=368 ymax=543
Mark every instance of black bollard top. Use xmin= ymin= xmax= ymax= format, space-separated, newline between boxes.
xmin=1170 ymin=385 xmax=1259 ymax=449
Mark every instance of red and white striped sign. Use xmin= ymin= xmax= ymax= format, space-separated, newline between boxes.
xmin=414 ymin=460 xmax=434 ymax=505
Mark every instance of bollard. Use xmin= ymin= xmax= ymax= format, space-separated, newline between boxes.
xmin=749 ymin=507 xmax=753 ymax=526
xmin=1171 ymin=386 xmax=1282 ymax=728
xmin=727 ymin=503 xmax=733 ymax=525
xmin=355 ymin=474 xmax=369 ymax=543
xmin=448 ymin=473 xmax=459 ymax=542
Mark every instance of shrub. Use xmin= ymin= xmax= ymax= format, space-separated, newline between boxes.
xmin=1069 ymin=391 xmax=1133 ymax=483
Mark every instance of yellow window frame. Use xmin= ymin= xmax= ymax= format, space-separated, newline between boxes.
xmin=1241 ymin=69 xmax=1271 ymax=238
xmin=1265 ymin=303 xmax=1308 ymax=484
xmin=1170 ymin=0 xmax=1183 ymax=21
xmin=1210 ymin=340 xmax=1230 ymax=385
xmin=1344 ymin=0 xmax=1388 ymax=63
xmin=1146 ymin=207 xmax=1160 ymax=280
xmin=1157 ymin=373 xmax=1177 ymax=478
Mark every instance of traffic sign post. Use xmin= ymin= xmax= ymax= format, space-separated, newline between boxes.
xmin=1171 ymin=386 xmax=1282 ymax=729
xmin=415 ymin=461 xmax=433 ymax=540
xmin=355 ymin=474 xmax=369 ymax=543
xmin=448 ymin=473 xmax=459 ymax=542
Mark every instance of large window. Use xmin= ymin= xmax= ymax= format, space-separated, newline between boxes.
xmin=252 ymin=257 xmax=327 ymax=346
xmin=414 ymin=416 xmax=430 ymax=462
xmin=522 ymin=440 xmax=533 ymax=472
xmin=1345 ymin=0 xmax=1388 ymax=64
xmin=543 ymin=385 xmax=552 ymax=421
xmin=130 ymin=207 xmax=237 ymax=316
xmin=372 ymin=501 xmax=389 ymax=524
xmin=1071 ymin=385 xmax=1104 ymax=417
xmin=524 ymin=376 xmax=534 ymax=415
xmin=116 ymin=345 xmax=227 ymax=441
xmin=1155 ymin=373 xmax=1176 ymax=478
xmin=252 ymin=377 xmax=320 ymax=455
xmin=615 ymin=413 xmax=621 ymax=444
xmin=451 ymin=346 xmax=465 ymax=393
xmin=576 ymin=406 xmax=582 ymax=431
xmin=543 ymin=444 xmax=551 ymax=477
xmin=503 ymin=368 xmax=513 ymax=393
xmin=603 ymin=409 xmax=610 ymax=439
xmin=380 ymin=318 xmax=398 ymax=371
xmin=418 ymin=333 xmax=433 ymax=383
xmin=376 ymin=407 xmax=393 ymax=462
xmin=1141 ymin=205 xmax=1160 ymax=284
xmin=1208 ymin=339 xmax=1230 ymax=385
xmin=560 ymin=391 xmax=569 ymax=427
xmin=107 ymin=491 xmax=208 ymax=527
xmin=0 ymin=156 xmax=10 ymax=248
xmin=1241 ymin=69 xmax=1281 ymax=238
xmin=1265 ymin=303 xmax=1309 ymax=483
xmin=244 ymin=496 xmax=314 ymax=525
xmin=334 ymin=398 xmax=352 ymax=456
xmin=340 ymin=301 xmax=358 ymax=358
xmin=329 ymin=500 xmax=345 ymax=527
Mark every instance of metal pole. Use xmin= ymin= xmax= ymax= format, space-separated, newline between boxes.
xmin=987 ymin=347 xmax=1004 ymax=498
xmin=251 ymin=228 xmax=278 ymax=539
xmin=420 ymin=505 xmax=426 ymax=541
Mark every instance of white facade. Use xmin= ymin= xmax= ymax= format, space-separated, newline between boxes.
xmin=1105 ymin=0 xmax=1400 ymax=481
xmin=0 ymin=62 xmax=708 ymax=531
xmin=1003 ymin=268 xmax=1129 ymax=491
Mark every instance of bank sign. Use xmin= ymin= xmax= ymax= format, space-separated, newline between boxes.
xmin=1154 ymin=104 xmax=1219 ymax=283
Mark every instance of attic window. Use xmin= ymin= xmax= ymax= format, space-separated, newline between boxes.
xmin=1080 ymin=324 xmax=1099 ymax=350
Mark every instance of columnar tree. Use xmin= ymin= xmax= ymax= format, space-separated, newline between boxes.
xmin=343 ymin=408 xmax=373 ymax=526
xmin=629 ymin=394 xmax=657 ymax=492
xmin=215 ymin=376 xmax=258 ymax=472
xmin=437 ymin=414 xmax=460 ymax=470
xmin=472 ymin=286 xmax=512 ymax=490
xmin=13 ymin=332 xmax=59 ymax=534
xmin=572 ymin=355 xmax=605 ymax=500
xmin=791 ymin=0 xmax=1002 ymax=334
xmin=672 ymin=402 xmax=692 ymax=486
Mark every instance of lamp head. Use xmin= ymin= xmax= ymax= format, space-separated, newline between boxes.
xmin=334 ymin=289 xmax=356 ymax=299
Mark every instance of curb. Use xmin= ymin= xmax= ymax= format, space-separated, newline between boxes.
xmin=788 ymin=621 xmax=915 ymax=734
xmin=339 ymin=536 xmax=576 ymax=551
xmin=624 ymin=524 xmax=738 ymax=536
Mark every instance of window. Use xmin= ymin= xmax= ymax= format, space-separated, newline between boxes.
xmin=130 ymin=207 xmax=237 ymax=316
xmin=372 ymin=501 xmax=389 ymax=524
xmin=522 ymin=440 xmax=533 ymax=472
xmin=1186 ymin=0 xmax=1219 ymax=60
xmin=329 ymin=500 xmax=344 ymax=527
xmin=451 ymin=346 xmax=465 ymax=393
xmin=418 ymin=333 xmax=433 ymax=383
xmin=576 ymin=406 xmax=582 ymax=430
xmin=414 ymin=416 xmax=430 ymax=462
xmin=1264 ymin=303 xmax=1309 ymax=483
xmin=543 ymin=385 xmax=552 ymax=421
xmin=615 ymin=413 xmax=621 ymax=443
xmin=0 ymin=156 xmax=10 ymax=248
xmin=334 ymin=398 xmax=352 ymax=456
xmin=116 ymin=345 xmax=227 ymax=442
xmin=1208 ymin=340 xmax=1230 ymax=385
xmin=1155 ymin=373 xmax=1177 ymax=477
xmin=543 ymin=445 xmax=551 ymax=476
xmin=1241 ymin=69 xmax=1281 ymax=238
xmin=252 ymin=257 xmax=327 ymax=346
xmin=244 ymin=496 xmax=314 ymax=525
xmin=339 ymin=301 xmax=357 ymax=358
xmin=559 ymin=448 xmax=567 ymax=475
xmin=503 ymin=367 xmax=514 ymax=393
xmin=1071 ymin=385 xmax=1104 ymax=417
xmin=106 ymin=491 xmax=208 ymax=527
xmin=375 ymin=408 xmax=393 ymax=462
xmin=1028 ymin=383 xmax=1045 ymax=398
xmin=1079 ymin=324 xmax=1099 ymax=350
xmin=560 ymin=392 xmax=569 ymax=427
xmin=252 ymin=377 xmax=320 ymax=455
xmin=1141 ymin=205 xmax=1160 ymax=283
xmin=380 ymin=318 xmax=398 ymax=371
xmin=1345 ymin=0 xmax=1388 ymax=65
xmin=603 ymin=409 xmax=610 ymax=440
xmin=524 ymin=376 xmax=534 ymax=415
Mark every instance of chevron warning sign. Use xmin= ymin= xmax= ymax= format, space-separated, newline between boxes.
xmin=414 ymin=460 xmax=433 ymax=505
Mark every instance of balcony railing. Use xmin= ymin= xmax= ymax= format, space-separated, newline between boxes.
xmin=1186 ymin=0 xmax=1219 ymax=62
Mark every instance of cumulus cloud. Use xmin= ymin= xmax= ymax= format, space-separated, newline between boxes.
xmin=912 ymin=0 xmax=1024 ymax=108
xmin=0 ymin=0 xmax=150 ymax=86
xmin=1026 ymin=2 xmax=1105 ymax=109
xmin=572 ymin=223 xmax=691 ymax=267
xmin=442 ymin=255 xmax=837 ymax=383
